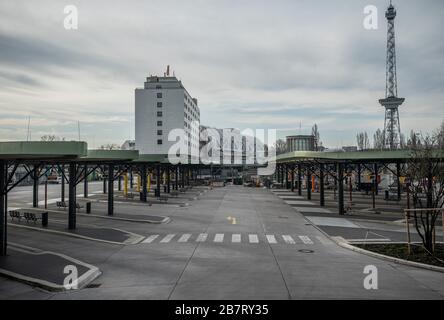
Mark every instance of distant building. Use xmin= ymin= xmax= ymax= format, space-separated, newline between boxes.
xmin=342 ymin=146 xmax=358 ymax=152
xmin=199 ymin=125 xmax=266 ymax=165
xmin=135 ymin=71 xmax=200 ymax=155
xmin=286 ymin=135 xmax=315 ymax=152
xmin=121 ymin=140 xmax=135 ymax=150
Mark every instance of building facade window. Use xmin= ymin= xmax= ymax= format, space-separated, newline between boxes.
xmin=157 ymin=139 xmax=163 ymax=145
xmin=157 ymin=92 xmax=162 ymax=98
xmin=157 ymin=102 xmax=162 ymax=108
xmin=157 ymin=130 xmax=162 ymax=135
xmin=157 ymin=111 xmax=162 ymax=117
xmin=157 ymin=121 xmax=162 ymax=126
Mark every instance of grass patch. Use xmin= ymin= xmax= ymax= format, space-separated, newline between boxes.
xmin=355 ymin=243 xmax=444 ymax=268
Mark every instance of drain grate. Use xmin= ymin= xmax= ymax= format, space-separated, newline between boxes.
xmin=298 ymin=249 xmax=314 ymax=253
xmin=86 ymin=283 xmax=102 ymax=289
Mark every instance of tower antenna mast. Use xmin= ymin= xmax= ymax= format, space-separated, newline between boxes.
xmin=379 ymin=1 xmax=404 ymax=149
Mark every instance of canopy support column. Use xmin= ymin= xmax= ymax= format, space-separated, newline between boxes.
xmin=396 ymin=162 xmax=401 ymax=201
xmin=320 ymin=163 xmax=325 ymax=207
xmin=84 ymin=165 xmax=88 ymax=198
xmin=297 ymin=164 xmax=302 ymax=196
xmin=108 ymin=164 xmax=114 ymax=216
xmin=0 ymin=160 xmax=7 ymax=256
xmin=61 ymin=164 xmax=65 ymax=202
xmin=166 ymin=166 xmax=171 ymax=193
xmin=306 ymin=166 xmax=311 ymax=200
xmin=338 ymin=163 xmax=344 ymax=215
xmin=32 ymin=164 xmax=39 ymax=208
xmin=68 ymin=162 xmax=77 ymax=230
xmin=140 ymin=165 xmax=147 ymax=202
xmin=156 ymin=165 xmax=161 ymax=197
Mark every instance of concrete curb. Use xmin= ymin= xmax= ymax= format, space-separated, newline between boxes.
xmin=78 ymin=212 xmax=171 ymax=224
xmin=0 ymin=244 xmax=101 ymax=292
xmin=41 ymin=207 xmax=171 ymax=224
xmin=333 ymin=239 xmax=444 ymax=274
xmin=8 ymin=223 xmax=144 ymax=245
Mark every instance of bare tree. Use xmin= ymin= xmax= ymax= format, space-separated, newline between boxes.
xmin=406 ymin=130 xmax=421 ymax=149
xmin=436 ymin=120 xmax=444 ymax=149
xmin=373 ymin=129 xmax=385 ymax=150
xmin=312 ymin=124 xmax=320 ymax=151
xmin=274 ymin=139 xmax=287 ymax=155
xmin=41 ymin=135 xmax=65 ymax=141
xmin=356 ymin=132 xmax=369 ymax=151
xmin=99 ymin=144 xmax=121 ymax=150
xmin=406 ymin=134 xmax=444 ymax=253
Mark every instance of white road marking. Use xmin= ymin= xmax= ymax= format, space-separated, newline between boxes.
xmin=214 ymin=233 xmax=224 ymax=242
xmin=348 ymin=238 xmax=391 ymax=242
xmin=305 ymin=216 xmax=359 ymax=228
xmin=316 ymin=235 xmax=331 ymax=245
xmin=299 ymin=235 xmax=314 ymax=244
xmin=160 ymin=234 xmax=175 ymax=243
xmin=196 ymin=233 xmax=208 ymax=242
xmin=232 ymin=234 xmax=241 ymax=243
xmin=282 ymin=235 xmax=295 ymax=244
xmin=266 ymin=235 xmax=277 ymax=244
xmin=248 ymin=234 xmax=259 ymax=243
xmin=142 ymin=235 xmax=159 ymax=243
xmin=178 ymin=234 xmax=191 ymax=242
xmin=285 ymin=200 xmax=315 ymax=206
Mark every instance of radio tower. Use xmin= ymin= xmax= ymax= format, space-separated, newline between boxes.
xmin=379 ymin=1 xmax=404 ymax=149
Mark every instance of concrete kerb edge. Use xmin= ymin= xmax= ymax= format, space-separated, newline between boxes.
xmin=32 ymin=207 xmax=171 ymax=224
xmin=0 ymin=244 xmax=101 ymax=292
xmin=335 ymin=239 xmax=444 ymax=273
xmin=77 ymin=212 xmax=171 ymax=224
xmin=8 ymin=223 xmax=136 ymax=246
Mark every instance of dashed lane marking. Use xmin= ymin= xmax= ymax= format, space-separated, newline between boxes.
xmin=282 ymin=235 xmax=296 ymax=244
xmin=214 ymin=233 xmax=224 ymax=242
xmin=249 ymin=234 xmax=259 ymax=243
xmin=160 ymin=234 xmax=175 ymax=243
xmin=142 ymin=235 xmax=159 ymax=243
xmin=178 ymin=234 xmax=192 ymax=242
xmin=266 ymin=234 xmax=277 ymax=244
xmin=196 ymin=233 xmax=208 ymax=242
xmin=299 ymin=235 xmax=314 ymax=244
xmin=232 ymin=234 xmax=241 ymax=243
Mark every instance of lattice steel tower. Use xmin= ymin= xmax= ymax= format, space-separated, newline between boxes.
xmin=379 ymin=1 xmax=404 ymax=149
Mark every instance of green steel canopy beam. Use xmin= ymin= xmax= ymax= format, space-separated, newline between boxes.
xmin=0 ymin=141 xmax=87 ymax=160
xmin=276 ymin=149 xmax=444 ymax=163
xmin=79 ymin=149 xmax=139 ymax=162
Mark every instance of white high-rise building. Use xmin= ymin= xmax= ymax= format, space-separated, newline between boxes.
xmin=135 ymin=74 xmax=200 ymax=155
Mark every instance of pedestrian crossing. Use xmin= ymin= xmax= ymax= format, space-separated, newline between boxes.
xmin=141 ymin=233 xmax=322 ymax=245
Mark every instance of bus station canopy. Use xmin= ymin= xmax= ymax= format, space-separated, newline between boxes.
xmin=79 ymin=149 xmax=139 ymax=162
xmin=0 ymin=141 xmax=87 ymax=161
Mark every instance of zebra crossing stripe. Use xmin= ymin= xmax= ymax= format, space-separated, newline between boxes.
xmin=178 ymin=234 xmax=191 ymax=243
xmin=299 ymin=235 xmax=314 ymax=244
xmin=214 ymin=233 xmax=224 ymax=242
xmin=196 ymin=233 xmax=208 ymax=242
xmin=143 ymin=233 xmax=319 ymax=245
xmin=142 ymin=235 xmax=159 ymax=243
xmin=160 ymin=234 xmax=175 ymax=243
xmin=232 ymin=234 xmax=241 ymax=243
xmin=282 ymin=235 xmax=295 ymax=244
xmin=248 ymin=234 xmax=259 ymax=243
xmin=266 ymin=235 xmax=277 ymax=244
xmin=316 ymin=235 xmax=331 ymax=245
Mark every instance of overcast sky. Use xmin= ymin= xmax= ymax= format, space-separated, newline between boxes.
xmin=0 ymin=0 xmax=443 ymax=148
